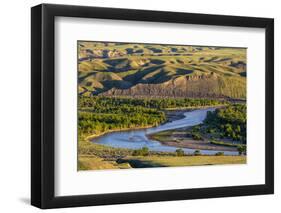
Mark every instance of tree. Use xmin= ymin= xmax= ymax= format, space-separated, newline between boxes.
xmin=192 ymin=133 xmax=203 ymax=140
xmin=132 ymin=147 xmax=149 ymax=156
xmin=175 ymin=149 xmax=185 ymax=156
xmin=193 ymin=150 xmax=201 ymax=156
xmin=215 ymin=152 xmax=224 ymax=156
xmin=237 ymin=145 xmax=246 ymax=155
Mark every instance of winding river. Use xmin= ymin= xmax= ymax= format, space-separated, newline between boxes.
xmin=92 ymin=108 xmax=239 ymax=155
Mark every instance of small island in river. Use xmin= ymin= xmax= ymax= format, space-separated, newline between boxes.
xmin=77 ymin=41 xmax=247 ymax=170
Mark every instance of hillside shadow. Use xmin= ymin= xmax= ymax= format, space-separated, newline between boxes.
xmin=176 ymin=68 xmax=193 ymax=75
xmin=102 ymin=80 xmax=132 ymax=89
xmin=150 ymin=59 xmax=165 ymax=65
xmin=239 ymin=71 xmax=246 ymax=77
xmin=123 ymin=65 xmax=164 ymax=83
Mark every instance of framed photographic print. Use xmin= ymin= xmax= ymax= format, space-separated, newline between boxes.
xmin=31 ymin=3 xmax=274 ymax=209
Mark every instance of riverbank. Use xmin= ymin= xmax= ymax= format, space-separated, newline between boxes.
xmin=147 ymin=104 xmax=247 ymax=154
xmin=84 ymin=104 xmax=228 ymax=142
xmin=86 ymin=108 xmax=199 ymax=142
xmin=85 ymin=124 xmax=155 ymax=141
xmin=164 ymin=110 xmax=188 ymax=123
xmin=147 ymin=128 xmax=238 ymax=152
xmin=88 ymin=107 xmax=241 ymax=155
xmin=163 ymin=104 xmax=227 ymax=111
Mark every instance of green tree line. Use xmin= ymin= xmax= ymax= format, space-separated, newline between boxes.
xmin=78 ymin=96 xmax=228 ymax=138
xmin=79 ymin=96 xmax=228 ymax=110
xmin=204 ymin=104 xmax=246 ymax=143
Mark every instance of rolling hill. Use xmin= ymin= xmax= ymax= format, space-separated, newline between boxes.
xmin=78 ymin=41 xmax=246 ymax=99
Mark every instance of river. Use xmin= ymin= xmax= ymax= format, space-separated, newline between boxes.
xmin=91 ymin=108 xmax=239 ymax=155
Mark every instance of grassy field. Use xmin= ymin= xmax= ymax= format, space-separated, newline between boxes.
xmin=78 ymin=140 xmax=133 ymax=158
xmin=78 ymin=155 xmax=132 ymax=170
xmin=122 ymin=156 xmax=246 ymax=168
xmin=78 ymin=138 xmax=246 ymax=170
xmin=78 ymin=155 xmax=246 ymax=170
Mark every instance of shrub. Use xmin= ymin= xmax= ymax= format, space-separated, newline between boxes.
xmin=175 ymin=148 xmax=185 ymax=156
xmin=192 ymin=126 xmax=200 ymax=132
xmin=207 ymin=128 xmax=215 ymax=134
xmin=192 ymin=133 xmax=203 ymax=140
xmin=132 ymin=147 xmax=149 ymax=156
xmin=193 ymin=150 xmax=201 ymax=156
xmin=215 ymin=152 xmax=224 ymax=156
xmin=237 ymin=145 xmax=246 ymax=155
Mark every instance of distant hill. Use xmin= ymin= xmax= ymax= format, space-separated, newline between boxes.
xmin=78 ymin=41 xmax=246 ymax=99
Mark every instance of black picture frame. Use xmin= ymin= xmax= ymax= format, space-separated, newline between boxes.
xmin=31 ymin=3 xmax=274 ymax=209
